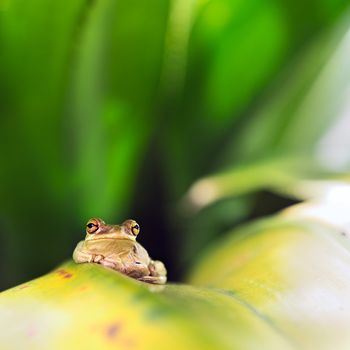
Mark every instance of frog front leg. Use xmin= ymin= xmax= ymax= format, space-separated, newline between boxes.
xmin=138 ymin=260 xmax=167 ymax=284
xmin=73 ymin=243 xmax=118 ymax=269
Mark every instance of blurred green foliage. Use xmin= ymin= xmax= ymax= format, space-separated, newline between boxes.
xmin=1 ymin=0 xmax=350 ymax=289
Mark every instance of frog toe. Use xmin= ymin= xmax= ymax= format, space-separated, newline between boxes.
xmin=138 ymin=275 xmax=167 ymax=285
xmin=149 ymin=260 xmax=167 ymax=277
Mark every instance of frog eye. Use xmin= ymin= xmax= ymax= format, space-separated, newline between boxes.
xmin=86 ymin=218 xmax=100 ymax=234
xmin=122 ymin=219 xmax=140 ymax=236
xmin=131 ymin=223 xmax=140 ymax=236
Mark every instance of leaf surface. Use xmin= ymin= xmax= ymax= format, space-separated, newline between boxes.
xmin=189 ymin=213 xmax=350 ymax=349
xmin=0 ymin=261 xmax=293 ymax=350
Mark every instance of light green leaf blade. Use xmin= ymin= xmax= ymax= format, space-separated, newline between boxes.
xmin=189 ymin=211 xmax=350 ymax=349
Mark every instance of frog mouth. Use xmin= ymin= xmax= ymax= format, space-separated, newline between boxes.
xmin=86 ymin=234 xmax=136 ymax=241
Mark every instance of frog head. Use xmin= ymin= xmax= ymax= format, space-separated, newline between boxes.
xmin=84 ymin=218 xmax=140 ymax=241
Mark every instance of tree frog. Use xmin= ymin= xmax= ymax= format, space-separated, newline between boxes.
xmin=73 ymin=218 xmax=167 ymax=284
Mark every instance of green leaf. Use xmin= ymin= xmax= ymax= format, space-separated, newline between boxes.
xmin=185 ymin=9 xmax=350 ymax=212
xmin=232 ymin=12 xmax=350 ymax=163
xmin=0 ymin=0 xmax=170 ymax=286
xmin=0 ymin=0 xmax=91 ymax=285
xmin=68 ymin=0 xmax=170 ymax=218
xmin=160 ymin=0 xmax=350 ymax=197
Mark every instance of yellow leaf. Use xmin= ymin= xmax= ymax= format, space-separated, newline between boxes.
xmin=0 ymin=261 xmax=293 ymax=350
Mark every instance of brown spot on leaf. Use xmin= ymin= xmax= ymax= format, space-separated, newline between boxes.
xmin=18 ymin=284 xmax=30 ymax=290
xmin=106 ymin=322 xmax=121 ymax=339
xmin=56 ymin=269 xmax=73 ymax=279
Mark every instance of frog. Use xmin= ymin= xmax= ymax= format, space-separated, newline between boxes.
xmin=73 ymin=218 xmax=167 ymax=284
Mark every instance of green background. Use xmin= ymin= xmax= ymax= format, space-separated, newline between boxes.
xmin=1 ymin=0 xmax=350 ymax=290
